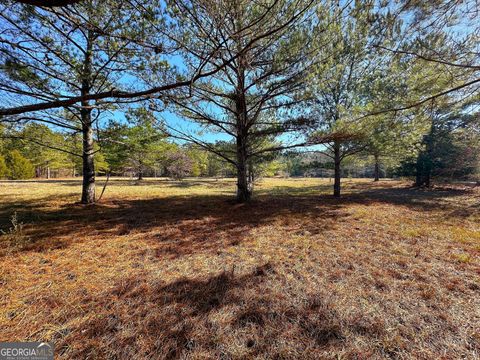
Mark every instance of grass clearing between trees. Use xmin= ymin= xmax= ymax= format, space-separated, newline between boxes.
xmin=0 ymin=178 xmax=479 ymax=359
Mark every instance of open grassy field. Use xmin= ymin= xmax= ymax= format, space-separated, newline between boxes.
xmin=0 ymin=178 xmax=479 ymax=359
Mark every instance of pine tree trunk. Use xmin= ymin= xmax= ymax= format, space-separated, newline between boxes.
xmin=234 ymin=53 xmax=250 ymax=203
xmin=80 ymin=31 xmax=95 ymax=204
xmin=333 ymin=141 xmax=341 ymax=197
xmin=236 ymin=136 xmax=251 ymax=203
xmin=81 ymin=121 xmax=95 ymax=204
xmin=374 ymin=154 xmax=380 ymax=181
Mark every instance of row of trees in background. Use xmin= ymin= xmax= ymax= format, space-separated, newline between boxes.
xmin=0 ymin=0 xmax=479 ymax=202
xmin=0 ymin=122 xmax=218 ymax=180
xmin=1 ymin=115 xmax=478 ymax=184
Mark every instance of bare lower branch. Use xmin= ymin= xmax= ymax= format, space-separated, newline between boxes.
xmin=14 ymin=0 xmax=82 ymax=7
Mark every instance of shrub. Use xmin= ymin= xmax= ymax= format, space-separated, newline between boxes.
xmin=0 ymin=155 xmax=9 ymax=178
xmin=6 ymin=150 xmax=34 ymax=179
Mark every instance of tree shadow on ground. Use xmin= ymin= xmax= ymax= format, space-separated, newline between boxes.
xmin=346 ymin=183 xmax=478 ymax=217
xmin=0 ymin=192 xmax=347 ymax=257
xmin=255 ymin=181 xmax=476 ymax=215
xmin=0 ymin=181 xmax=475 ymax=257
xmin=3 ymin=181 xmax=479 ymax=359
xmin=55 ymin=264 xmax=366 ymax=359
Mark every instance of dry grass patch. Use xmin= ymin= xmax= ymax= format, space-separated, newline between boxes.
xmin=0 ymin=178 xmax=479 ymax=359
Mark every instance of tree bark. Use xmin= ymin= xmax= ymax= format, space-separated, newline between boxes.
xmin=234 ymin=48 xmax=251 ymax=203
xmin=236 ymin=135 xmax=251 ymax=203
xmin=333 ymin=141 xmax=341 ymax=197
xmin=81 ymin=121 xmax=95 ymax=204
xmin=80 ymin=31 xmax=95 ymax=204
xmin=374 ymin=154 xmax=380 ymax=181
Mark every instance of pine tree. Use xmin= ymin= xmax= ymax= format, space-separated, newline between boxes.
xmin=0 ymin=0 xmax=166 ymax=202
xmin=306 ymin=0 xmax=393 ymax=196
xmin=167 ymin=0 xmax=315 ymax=202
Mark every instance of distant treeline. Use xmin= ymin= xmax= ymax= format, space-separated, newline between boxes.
xmin=1 ymin=122 xmax=478 ymax=184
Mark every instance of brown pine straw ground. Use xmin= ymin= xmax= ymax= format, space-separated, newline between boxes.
xmin=0 ymin=178 xmax=479 ymax=359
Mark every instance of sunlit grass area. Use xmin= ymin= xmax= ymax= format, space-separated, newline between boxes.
xmin=1 ymin=178 xmax=479 ymax=359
